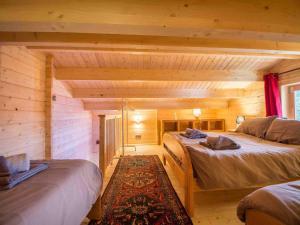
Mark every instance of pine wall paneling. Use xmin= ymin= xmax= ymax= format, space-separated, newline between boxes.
xmin=0 ymin=46 xmax=46 ymax=159
xmin=222 ymin=84 xmax=266 ymax=130
xmin=157 ymin=109 xmax=219 ymax=121
xmin=51 ymin=77 xmax=93 ymax=159
xmin=124 ymin=110 xmax=158 ymax=145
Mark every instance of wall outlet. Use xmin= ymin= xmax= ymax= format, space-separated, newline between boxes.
xmin=135 ymin=134 xmax=142 ymax=140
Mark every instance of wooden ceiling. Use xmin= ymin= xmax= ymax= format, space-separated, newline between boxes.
xmin=52 ymin=51 xmax=277 ymax=95
xmin=66 ymin=80 xmax=257 ymax=90
xmin=1 ymin=0 xmax=300 ymax=56
xmin=82 ymin=98 xmax=230 ymax=110
xmin=50 ymin=51 xmax=274 ymax=109
xmin=53 ymin=52 xmax=280 ymax=71
xmin=1 ymin=0 xmax=298 ymax=110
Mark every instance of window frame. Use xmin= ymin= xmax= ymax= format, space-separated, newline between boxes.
xmin=288 ymin=84 xmax=300 ymax=120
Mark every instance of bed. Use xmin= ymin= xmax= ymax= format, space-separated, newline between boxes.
xmin=162 ymin=131 xmax=300 ymax=216
xmin=237 ymin=180 xmax=300 ymax=225
xmin=0 ymin=159 xmax=102 ymax=225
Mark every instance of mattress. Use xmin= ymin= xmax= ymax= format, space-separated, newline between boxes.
xmin=0 ymin=159 xmax=102 ymax=225
xmin=163 ymin=132 xmax=300 ymax=189
xmin=237 ymin=180 xmax=300 ymax=225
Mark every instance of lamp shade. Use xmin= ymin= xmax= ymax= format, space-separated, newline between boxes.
xmin=193 ymin=108 xmax=202 ymax=118
xmin=236 ymin=115 xmax=245 ymax=125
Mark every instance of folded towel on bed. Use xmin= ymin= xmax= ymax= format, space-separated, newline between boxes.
xmin=180 ymin=128 xmax=207 ymax=139
xmin=0 ymin=162 xmax=48 ymax=190
xmin=200 ymin=135 xmax=241 ymax=150
xmin=0 ymin=154 xmax=30 ymax=176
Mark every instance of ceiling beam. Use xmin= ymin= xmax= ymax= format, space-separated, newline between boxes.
xmin=0 ymin=0 xmax=300 ymax=42
xmin=56 ymin=68 xmax=262 ymax=82
xmin=1 ymin=32 xmax=300 ymax=57
xmin=84 ymin=100 xmax=228 ymax=110
xmin=27 ymin=46 xmax=300 ymax=59
xmin=73 ymin=88 xmax=245 ymax=99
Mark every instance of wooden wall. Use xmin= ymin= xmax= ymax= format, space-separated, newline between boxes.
xmin=157 ymin=109 xmax=219 ymax=121
xmin=270 ymin=59 xmax=300 ymax=87
xmin=124 ymin=110 xmax=158 ymax=145
xmin=51 ymin=78 xmax=93 ymax=159
xmin=222 ymin=84 xmax=266 ymax=130
xmin=269 ymin=59 xmax=300 ymax=118
xmin=0 ymin=46 xmax=46 ymax=159
xmin=121 ymin=99 xmax=267 ymax=145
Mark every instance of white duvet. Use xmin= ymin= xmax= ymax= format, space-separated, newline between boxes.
xmin=166 ymin=132 xmax=300 ymax=189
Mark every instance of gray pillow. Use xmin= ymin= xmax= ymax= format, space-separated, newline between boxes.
xmin=236 ymin=116 xmax=277 ymax=138
xmin=265 ymin=119 xmax=300 ymax=145
xmin=5 ymin=153 xmax=30 ymax=174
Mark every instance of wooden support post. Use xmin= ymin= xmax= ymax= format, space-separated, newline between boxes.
xmin=183 ymin=144 xmax=195 ymax=217
xmin=88 ymin=115 xmax=106 ymax=220
xmin=87 ymin=195 xmax=102 ymax=220
xmin=99 ymin=115 xmax=106 ymax=175
xmin=185 ymin=170 xmax=194 ymax=217
xmin=162 ymin=155 xmax=166 ymax=166
xmin=45 ymin=55 xmax=54 ymax=160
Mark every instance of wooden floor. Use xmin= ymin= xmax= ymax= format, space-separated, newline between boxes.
xmin=85 ymin=145 xmax=253 ymax=225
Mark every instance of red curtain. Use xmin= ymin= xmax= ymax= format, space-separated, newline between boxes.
xmin=264 ymin=73 xmax=282 ymax=117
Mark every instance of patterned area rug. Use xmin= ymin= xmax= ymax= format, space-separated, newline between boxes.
xmin=89 ymin=155 xmax=193 ymax=225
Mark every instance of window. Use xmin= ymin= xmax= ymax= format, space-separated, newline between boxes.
xmin=295 ymin=90 xmax=300 ymax=120
xmin=287 ymin=85 xmax=300 ymax=120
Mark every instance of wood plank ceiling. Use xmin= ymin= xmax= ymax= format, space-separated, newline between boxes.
xmin=53 ymin=52 xmax=280 ymax=71
xmin=48 ymin=51 xmax=279 ymax=109
xmin=53 ymin=51 xmax=280 ymax=90
xmin=1 ymin=0 xmax=298 ymax=110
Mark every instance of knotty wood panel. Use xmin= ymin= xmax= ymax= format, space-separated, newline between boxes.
xmin=0 ymin=46 xmax=46 ymax=159
xmin=2 ymin=0 xmax=300 ymax=51
xmin=269 ymin=59 xmax=300 ymax=118
xmin=157 ymin=109 xmax=218 ymax=121
xmin=51 ymin=77 xmax=93 ymax=159
xmin=276 ymin=60 xmax=300 ymax=86
xmin=66 ymin=80 xmax=259 ymax=90
xmin=219 ymin=84 xmax=266 ymax=130
xmin=53 ymin=52 xmax=280 ymax=71
xmin=124 ymin=110 xmax=158 ymax=145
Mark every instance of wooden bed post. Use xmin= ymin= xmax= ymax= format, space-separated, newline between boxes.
xmin=88 ymin=116 xmax=106 ymax=221
xmin=162 ymin=154 xmax=166 ymax=165
xmin=184 ymin=170 xmax=194 ymax=216
xmin=87 ymin=195 xmax=102 ymax=220
xmin=184 ymin=147 xmax=194 ymax=217
xmin=162 ymin=133 xmax=195 ymax=217
xmin=99 ymin=115 xmax=106 ymax=175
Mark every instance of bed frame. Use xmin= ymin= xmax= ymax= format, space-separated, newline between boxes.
xmin=162 ymin=132 xmax=195 ymax=216
xmin=87 ymin=196 xmax=102 ymax=220
xmin=162 ymin=132 xmax=299 ymax=218
xmin=245 ymin=210 xmax=285 ymax=225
